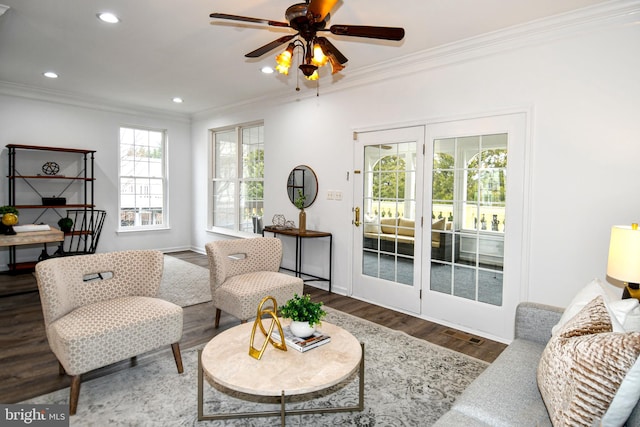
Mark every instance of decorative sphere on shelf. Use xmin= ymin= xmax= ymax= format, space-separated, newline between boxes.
xmin=42 ymin=161 xmax=60 ymax=175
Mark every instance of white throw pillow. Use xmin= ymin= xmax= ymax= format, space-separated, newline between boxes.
xmin=552 ymin=278 xmax=637 ymax=335
xmin=603 ymin=355 xmax=640 ymax=426
xmin=625 ymin=309 xmax=640 ymax=332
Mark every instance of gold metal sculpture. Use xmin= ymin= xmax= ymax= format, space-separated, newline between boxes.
xmin=249 ymin=296 xmax=288 ymax=359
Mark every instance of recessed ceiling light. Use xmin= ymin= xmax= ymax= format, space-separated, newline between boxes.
xmin=97 ymin=12 xmax=120 ymax=24
xmin=172 ymin=97 xmax=184 ymax=104
xmin=43 ymin=71 xmax=58 ymax=79
xmin=261 ymin=66 xmax=274 ymax=74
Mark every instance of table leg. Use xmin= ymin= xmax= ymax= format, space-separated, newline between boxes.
xmin=295 ymin=236 xmax=301 ymax=278
xmin=280 ymin=390 xmax=286 ymax=427
xmin=197 ymin=350 xmax=204 ymax=421
xmin=329 ymin=235 xmax=333 ymax=293
xmin=197 ymin=343 xmax=365 ymax=423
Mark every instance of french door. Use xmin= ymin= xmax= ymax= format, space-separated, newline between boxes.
xmin=422 ymin=113 xmax=528 ymax=339
xmin=352 ymin=126 xmax=424 ymax=314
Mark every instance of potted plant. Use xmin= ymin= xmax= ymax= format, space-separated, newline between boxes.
xmin=57 ymin=217 xmax=73 ymax=232
xmin=294 ymin=189 xmax=307 ymax=232
xmin=279 ymin=293 xmax=326 ymax=338
xmin=0 ymin=206 xmax=19 ymax=235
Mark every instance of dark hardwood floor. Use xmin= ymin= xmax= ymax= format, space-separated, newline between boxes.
xmin=0 ymin=250 xmax=506 ymax=404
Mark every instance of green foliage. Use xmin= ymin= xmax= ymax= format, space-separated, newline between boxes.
xmin=294 ymin=189 xmax=306 ymax=209
xmin=432 ymin=150 xmax=507 ymax=203
xmin=0 ymin=206 xmax=18 ymax=216
xmin=243 ymin=148 xmax=264 ymax=200
xmin=279 ymin=294 xmax=326 ymax=327
xmin=57 ymin=217 xmax=73 ymax=230
xmin=465 ymin=149 xmax=507 ymax=202
xmin=432 ymin=153 xmax=454 ymax=201
xmin=372 ymin=155 xmax=406 ymax=200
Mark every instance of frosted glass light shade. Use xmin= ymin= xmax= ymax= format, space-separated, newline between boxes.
xmin=607 ymin=225 xmax=640 ymax=283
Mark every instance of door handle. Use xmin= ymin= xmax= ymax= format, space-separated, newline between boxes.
xmin=353 ymin=207 xmax=361 ymax=227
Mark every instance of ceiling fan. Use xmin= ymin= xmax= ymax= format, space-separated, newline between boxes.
xmin=210 ymin=0 xmax=405 ymax=82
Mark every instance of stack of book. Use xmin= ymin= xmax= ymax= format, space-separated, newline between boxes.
xmin=271 ymin=326 xmax=331 ymax=352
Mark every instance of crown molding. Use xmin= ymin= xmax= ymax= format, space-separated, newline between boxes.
xmin=0 ymin=80 xmax=191 ymax=123
xmin=194 ymin=0 xmax=640 ymax=118
xmin=272 ymin=0 xmax=640 ymax=105
xmin=3 ymin=0 xmax=638 ymax=120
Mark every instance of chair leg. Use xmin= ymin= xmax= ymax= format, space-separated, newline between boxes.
xmin=69 ymin=375 xmax=81 ymax=416
xmin=214 ymin=308 xmax=221 ymax=328
xmin=58 ymin=361 xmax=66 ymax=376
xmin=171 ymin=343 xmax=184 ymax=374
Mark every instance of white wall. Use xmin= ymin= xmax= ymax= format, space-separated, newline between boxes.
xmin=1 ymin=4 xmax=637 ymax=340
xmin=191 ymin=5 xmax=640 ymax=337
xmin=0 ymin=95 xmax=193 ymax=266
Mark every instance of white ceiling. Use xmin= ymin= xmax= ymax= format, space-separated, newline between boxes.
xmin=0 ymin=0 xmax=613 ymax=115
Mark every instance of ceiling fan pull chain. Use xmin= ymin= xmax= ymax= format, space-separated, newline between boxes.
xmin=296 ymin=46 xmax=301 ymax=92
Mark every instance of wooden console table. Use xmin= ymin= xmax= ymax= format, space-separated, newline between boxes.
xmin=0 ymin=227 xmax=64 ymax=272
xmin=263 ymin=226 xmax=333 ymax=293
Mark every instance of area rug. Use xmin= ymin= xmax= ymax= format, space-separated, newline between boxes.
xmin=23 ymin=308 xmax=488 ymax=426
xmin=157 ymin=255 xmax=211 ymax=307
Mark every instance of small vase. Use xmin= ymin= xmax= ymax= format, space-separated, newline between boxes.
xmin=298 ymin=209 xmax=306 ymax=233
xmin=289 ymin=320 xmax=316 ymax=338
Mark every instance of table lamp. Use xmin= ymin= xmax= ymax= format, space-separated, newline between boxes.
xmin=607 ymin=223 xmax=640 ymax=300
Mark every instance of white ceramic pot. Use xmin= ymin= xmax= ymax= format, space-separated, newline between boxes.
xmin=289 ymin=321 xmax=316 ymax=338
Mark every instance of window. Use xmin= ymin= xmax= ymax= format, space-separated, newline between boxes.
xmin=119 ymin=126 xmax=167 ymax=230
xmin=430 ymin=133 xmax=508 ymax=306
xmin=211 ymin=123 xmax=264 ymax=233
xmin=362 ymin=142 xmax=417 ymax=285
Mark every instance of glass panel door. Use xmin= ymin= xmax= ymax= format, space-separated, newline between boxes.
xmin=353 ymin=126 xmax=424 ymax=314
xmin=430 ymin=134 xmax=507 ymax=306
xmin=363 ymin=142 xmax=416 ymax=285
xmin=422 ymin=113 xmax=528 ymax=340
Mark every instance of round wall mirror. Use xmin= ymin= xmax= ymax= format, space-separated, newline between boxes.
xmin=287 ymin=165 xmax=318 ymax=209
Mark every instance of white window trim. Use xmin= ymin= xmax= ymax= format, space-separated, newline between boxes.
xmin=208 ymin=121 xmax=264 ymax=236
xmin=117 ymin=125 xmax=169 ymax=232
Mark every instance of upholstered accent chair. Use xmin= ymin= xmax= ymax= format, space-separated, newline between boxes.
xmin=35 ymin=250 xmax=184 ymax=415
xmin=205 ymin=237 xmax=304 ymax=328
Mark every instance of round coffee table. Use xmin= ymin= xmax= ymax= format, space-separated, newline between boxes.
xmin=197 ymin=320 xmax=364 ymax=425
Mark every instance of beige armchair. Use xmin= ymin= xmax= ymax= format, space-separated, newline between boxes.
xmin=35 ymin=250 xmax=184 ymax=415
xmin=205 ymin=237 xmax=304 ymax=328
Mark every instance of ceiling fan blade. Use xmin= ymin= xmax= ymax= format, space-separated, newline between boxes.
xmin=245 ymin=35 xmax=297 ymax=58
xmin=317 ymin=37 xmax=348 ymax=64
xmin=329 ymin=25 xmax=405 ymax=41
xmin=307 ymin=0 xmax=339 ymax=22
xmin=210 ymin=13 xmax=290 ymax=28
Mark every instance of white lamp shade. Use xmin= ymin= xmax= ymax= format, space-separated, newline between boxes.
xmin=607 ymin=225 xmax=640 ymax=283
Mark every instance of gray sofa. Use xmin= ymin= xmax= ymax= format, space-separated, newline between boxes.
xmin=434 ymin=302 xmax=640 ymax=427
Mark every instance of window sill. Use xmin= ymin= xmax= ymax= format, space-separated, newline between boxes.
xmin=206 ymin=227 xmax=260 ymax=239
xmin=117 ymin=226 xmax=171 ymax=234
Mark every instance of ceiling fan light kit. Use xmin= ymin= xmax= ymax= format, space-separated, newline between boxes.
xmin=210 ymin=0 xmax=404 ymax=91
